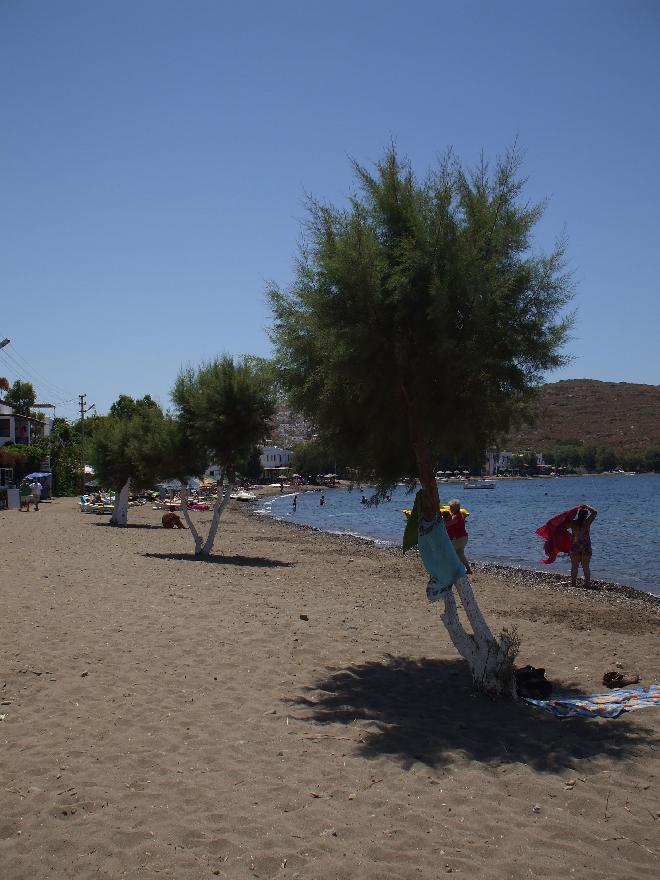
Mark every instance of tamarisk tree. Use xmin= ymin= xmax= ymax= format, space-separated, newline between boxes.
xmin=171 ymin=356 xmax=275 ymax=556
xmin=268 ymin=145 xmax=573 ymax=696
xmin=89 ymin=396 xmax=176 ymax=526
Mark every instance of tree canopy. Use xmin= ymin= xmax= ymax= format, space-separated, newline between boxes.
xmin=171 ymin=355 xmax=275 ymax=480
xmin=268 ymin=146 xmax=573 ymax=501
xmin=109 ymin=394 xmax=160 ymax=420
xmin=89 ymin=396 xmax=177 ymax=492
xmin=5 ymin=379 xmax=36 ymax=417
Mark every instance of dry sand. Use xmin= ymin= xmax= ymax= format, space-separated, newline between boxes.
xmin=1 ymin=497 xmax=658 ymax=879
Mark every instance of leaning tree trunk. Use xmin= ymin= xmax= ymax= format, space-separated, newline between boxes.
xmin=179 ymin=487 xmax=204 ymax=554
xmin=180 ymin=477 xmax=234 ymax=557
xmin=412 ymin=426 xmax=517 ymax=697
xmin=110 ymin=478 xmax=131 ymax=527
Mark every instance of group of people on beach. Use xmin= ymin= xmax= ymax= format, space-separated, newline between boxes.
xmin=448 ymin=499 xmax=598 ymax=587
xmin=19 ymin=479 xmax=42 ymax=512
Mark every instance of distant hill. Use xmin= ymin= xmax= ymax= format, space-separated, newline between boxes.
xmin=269 ymin=380 xmax=660 ymax=459
xmin=505 ymin=380 xmax=660 ymax=455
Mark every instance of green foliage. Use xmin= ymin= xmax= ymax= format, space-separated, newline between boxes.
xmin=50 ymin=417 xmax=81 ymax=496
xmin=644 ymin=448 xmax=660 ymax=472
xmin=0 ymin=447 xmax=25 ymax=469
xmin=268 ymin=145 xmax=573 ymax=492
xmin=1 ymin=442 xmax=47 ymax=480
xmin=171 ymin=356 xmax=275 ymax=479
xmin=234 ymin=445 xmax=263 ymax=481
xmin=541 ymin=442 xmax=659 ymax=473
xmin=5 ymin=380 xmax=36 ymax=417
xmin=291 ymin=440 xmax=339 ymax=478
xmin=89 ymin=396 xmax=178 ymax=491
xmin=109 ymin=394 xmax=159 ymax=420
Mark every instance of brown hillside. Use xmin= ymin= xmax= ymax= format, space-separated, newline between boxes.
xmin=505 ymin=379 xmax=660 ymax=455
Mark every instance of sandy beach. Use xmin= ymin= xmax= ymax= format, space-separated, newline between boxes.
xmin=1 ymin=497 xmax=658 ymax=879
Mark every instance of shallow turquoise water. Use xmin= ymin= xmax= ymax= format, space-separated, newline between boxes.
xmin=256 ymin=474 xmax=660 ymax=595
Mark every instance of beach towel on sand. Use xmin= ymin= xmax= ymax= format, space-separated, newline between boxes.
xmin=536 ymin=506 xmax=581 ymax=565
xmin=525 ymin=683 xmax=660 ymax=718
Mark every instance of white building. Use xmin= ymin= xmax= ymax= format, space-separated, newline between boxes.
xmin=260 ymin=445 xmax=292 ymax=469
xmin=485 ymin=448 xmax=545 ymax=474
xmin=0 ymin=402 xmax=53 ymax=448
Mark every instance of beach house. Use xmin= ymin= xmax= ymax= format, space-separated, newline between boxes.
xmin=0 ymin=402 xmax=53 ymax=448
xmin=259 ymin=444 xmax=293 ymax=480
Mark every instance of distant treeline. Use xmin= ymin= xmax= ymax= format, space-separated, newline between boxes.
xmin=540 ymin=442 xmax=660 ymax=473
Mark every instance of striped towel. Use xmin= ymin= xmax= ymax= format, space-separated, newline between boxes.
xmin=525 ymin=683 xmax=660 ymax=718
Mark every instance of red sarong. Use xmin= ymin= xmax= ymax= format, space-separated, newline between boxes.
xmin=536 ymin=506 xmax=581 ymax=565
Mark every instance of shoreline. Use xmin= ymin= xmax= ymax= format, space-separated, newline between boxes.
xmin=250 ymin=503 xmax=660 ymax=605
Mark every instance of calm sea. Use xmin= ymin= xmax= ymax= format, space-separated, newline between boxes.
xmin=256 ymin=474 xmax=660 ymax=596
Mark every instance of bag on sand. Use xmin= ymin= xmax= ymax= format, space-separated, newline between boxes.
xmin=516 ymin=665 xmax=553 ymax=700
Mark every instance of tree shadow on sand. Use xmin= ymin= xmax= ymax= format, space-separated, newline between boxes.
xmin=142 ymin=551 xmax=293 ymax=567
xmin=290 ymin=655 xmax=656 ymax=773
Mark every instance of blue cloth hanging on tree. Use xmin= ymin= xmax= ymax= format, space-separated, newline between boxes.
xmin=402 ymin=490 xmax=465 ymax=601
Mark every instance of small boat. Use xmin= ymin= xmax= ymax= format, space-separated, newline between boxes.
xmin=463 ymin=479 xmax=496 ymax=489
xmin=230 ymin=491 xmax=257 ymax=502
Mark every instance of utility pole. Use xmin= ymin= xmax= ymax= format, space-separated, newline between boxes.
xmin=79 ymin=394 xmax=95 ymax=491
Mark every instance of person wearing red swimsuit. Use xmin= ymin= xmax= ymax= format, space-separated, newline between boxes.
xmin=567 ymin=505 xmax=597 ymax=588
xmin=446 ymin=498 xmax=472 ymax=575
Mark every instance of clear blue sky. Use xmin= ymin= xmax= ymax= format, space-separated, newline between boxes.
xmin=1 ymin=0 xmax=658 ymax=420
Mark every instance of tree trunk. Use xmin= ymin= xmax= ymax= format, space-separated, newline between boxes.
xmin=110 ymin=478 xmax=130 ymax=527
xmin=202 ymin=478 xmax=233 ymax=556
xmin=179 ymin=487 xmax=204 ymax=554
xmin=179 ymin=477 xmax=234 ymax=557
xmin=411 ymin=423 xmax=517 ymax=697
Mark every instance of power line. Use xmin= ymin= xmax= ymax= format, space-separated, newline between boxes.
xmin=0 ymin=348 xmax=74 ymax=406
xmin=3 ymin=342 xmax=75 ymax=399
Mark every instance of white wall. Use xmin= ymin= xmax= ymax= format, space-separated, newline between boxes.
xmin=259 ymin=446 xmax=292 ymax=469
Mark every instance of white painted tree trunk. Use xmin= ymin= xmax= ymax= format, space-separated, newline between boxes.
xmin=179 ymin=487 xmax=203 ymax=554
xmin=440 ymin=576 xmax=517 ymax=697
xmin=179 ymin=477 xmax=234 ymax=556
xmin=202 ymin=479 xmax=233 ymax=556
xmin=110 ymin=478 xmax=131 ymax=527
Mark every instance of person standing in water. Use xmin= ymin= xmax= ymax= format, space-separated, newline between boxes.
xmin=292 ymin=494 xmax=297 ymax=512
xmin=567 ymin=505 xmax=598 ymax=588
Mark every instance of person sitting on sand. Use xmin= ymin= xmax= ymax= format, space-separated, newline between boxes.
xmin=446 ymin=498 xmax=472 ymax=574
xmin=162 ymin=506 xmax=186 ymax=529
xmin=566 ymin=504 xmax=597 ymax=589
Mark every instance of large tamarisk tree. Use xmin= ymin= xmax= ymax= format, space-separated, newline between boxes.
xmin=171 ymin=355 xmax=275 ymax=556
xmin=89 ymin=396 xmax=177 ymax=526
xmin=268 ymin=145 xmax=573 ymax=696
